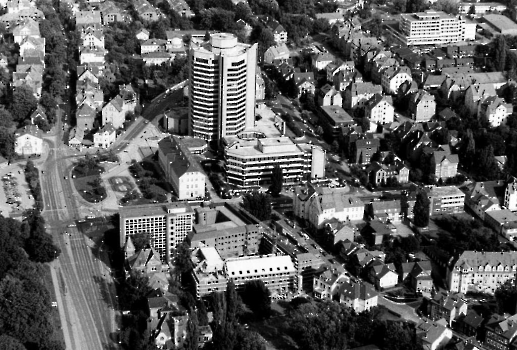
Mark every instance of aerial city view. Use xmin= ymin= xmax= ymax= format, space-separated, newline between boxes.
xmin=4 ymin=0 xmax=517 ymax=348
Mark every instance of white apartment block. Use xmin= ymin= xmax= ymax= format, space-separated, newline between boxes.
xmin=447 ymin=251 xmax=517 ymax=294
xmin=224 ymin=136 xmax=325 ymax=188
xmin=188 ymin=33 xmax=257 ymax=142
xmin=119 ymin=202 xmax=195 ymax=263
xmin=394 ymin=11 xmax=476 ymax=46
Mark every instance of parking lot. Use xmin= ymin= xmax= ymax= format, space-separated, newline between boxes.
xmin=0 ymin=166 xmax=35 ymax=218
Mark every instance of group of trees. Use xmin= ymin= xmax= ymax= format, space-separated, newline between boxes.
xmin=25 ymin=160 xmax=44 ymax=211
xmin=433 ymin=216 xmax=500 ymax=255
xmin=242 ymin=191 xmax=272 ymax=221
xmin=0 ymin=214 xmax=62 ymax=350
xmin=287 ymin=301 xmax=423 ymax=350
xmin=207 ymin=281 xmax=267 ymax=350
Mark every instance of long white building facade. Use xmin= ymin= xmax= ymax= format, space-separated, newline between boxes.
xmin=390 ymin=11 xmax=476 ymax=46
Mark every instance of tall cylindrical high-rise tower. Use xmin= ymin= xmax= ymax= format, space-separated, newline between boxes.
xmin=188 ymin=33 xmax=258 ymax=142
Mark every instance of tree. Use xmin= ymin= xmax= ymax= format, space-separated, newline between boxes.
xmin=24 ymin=214 xmax=60 ymax=263
xmin=131 ymin=233 xmax=150 ymax=251
xmin=242 ymin=280 xmax=271 ymax=319
xmin=269 ymin=165 xmax=283 ymax=197
xmin=175 ymin=241 xmax=192 ymax=278
xmin=0 ymin=335 xmax=27 ymax=350
xmin=234 ymin=330 xmax=267 ymax=350
xmin=10 ymin=85 xmax=38 ymax=123
xmin=119 ymin=271 xmax=152 ymax=312
xmin=495 ymin=280 xmax=517 ymax=315
xmin=242 ymin=191 xmax=272 ymax=221
xmin=183 ymin=309 xmax=199 ymax=350
xmin=413 ymin=189 xmax=430 ymax=228
xmin=393 ymin=0 xmax=407 ymax=13
xmin=0 ymin=108 xmax=14 ymax=129
xmin=495 ymin=35 xmax=508 ymax=72
xmin=0 ymin=128 xmax=14 ymax=160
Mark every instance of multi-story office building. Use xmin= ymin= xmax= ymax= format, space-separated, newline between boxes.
xmin=190 ymin=224 xmax=263 ymax=259
xmin=191 ymin=247 xmax=296 ymax=298
xmin=224 ymin=136 xmax=325 ymax=188
xmin=425 ymin=185 xmax=465 ymax=215
xmin=188 ymin=33 xmax=257 ymax=142
xmin=119 ymin=203 xmax=195 ymax=263
xmin=447 ymin=251 xmax=517 ymax=294
xmin=391 ymin=11 xmax=476 ymax=46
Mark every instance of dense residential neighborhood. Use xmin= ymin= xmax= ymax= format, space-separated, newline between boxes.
xmin=4 ymin=0 xmax=517 ymax=348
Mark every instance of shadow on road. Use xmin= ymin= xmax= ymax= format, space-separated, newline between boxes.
xmin=93 ymin=275 xmax=119 ymax=311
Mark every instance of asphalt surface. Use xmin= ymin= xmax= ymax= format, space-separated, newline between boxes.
xmin=42 ymin=120 xmax=120 ymax=349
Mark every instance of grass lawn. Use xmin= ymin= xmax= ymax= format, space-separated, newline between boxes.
xmin=41 ymin=264 xmax=65 ymax=347
xmin=72 ymin=164 xmax=107 ymax=203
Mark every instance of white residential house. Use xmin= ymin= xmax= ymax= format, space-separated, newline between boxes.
xmin=80 ymin=47 xmax=106 ymax=64
xmin=81 ymin=28 xmax=105 ymax=49
xmin=293 ymin=186 xmax=364 ymax=229
xmin=365 ymin=94 xmax=394 ymax=124
xmin=263 ymin=43 xmax=289 ymax=64
xmin=19 ymin=36 xmax=45 ymax=58
xmin=94 ymin=123 xmax=116 ymax=148
xmin=14 ymin=124 xmax=43 ymax=156
xmin=381 ymin=66 xmax=412 ymax=95
xmin=12 ymin=19 xmax=40 ymax=45
xmin=136 ymin=28 xmax=150 ymax=41
xmin=478 ymin=96 xmax=513 ymax=127
xmin=318 ymin=84 xmax=342 ymax=107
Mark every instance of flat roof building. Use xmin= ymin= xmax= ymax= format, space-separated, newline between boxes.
xmin=482 ymin=14 xmax=517 ymax=35
xmin=391 ymin=11 xmax=476 ymax=46
xmin=119 ymin=202 xmax=195 ymax=263
xmin=224 ymin=136 xmax=326 ymax=188
xmin=191 ymin=247 xmax=297 ymax=298
xmin=190 ymin=223 xmax=263 ymax=258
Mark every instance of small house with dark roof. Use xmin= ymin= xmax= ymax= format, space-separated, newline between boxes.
xmin=368 ymin=260 xmax=398 ymax=290
xmin=361 ymin=220 xmax=392 ymax=246
xmin=339 ymin=280 xmax=378 ymax=313
xmin=293 ymin=72 xmax=316 ymax=97
xmin=427 ymin=291 xmax=468 ymax=326
xmin=458 ymin=310 xmax=484 ymax=338
xmin=401 ymin=260 xmax=433 ymax=294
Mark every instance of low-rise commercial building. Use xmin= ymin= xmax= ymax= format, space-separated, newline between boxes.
xmin=426 ymin=186 xmax=465 ymax=216
xmin=224 ymin=137 xmax=325 ymax=188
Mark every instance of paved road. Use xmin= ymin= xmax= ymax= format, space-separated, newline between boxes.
xmin=377 ymin=296 xmax=422 ymax=324
xmin=42 ymin=137 xmax=120 ymax=349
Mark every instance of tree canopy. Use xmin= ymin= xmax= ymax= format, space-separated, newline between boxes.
xmin=413 ymin=190 xmax=430 ymax=228
xmin=242 ymin=191 xmax=272 ymax=221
